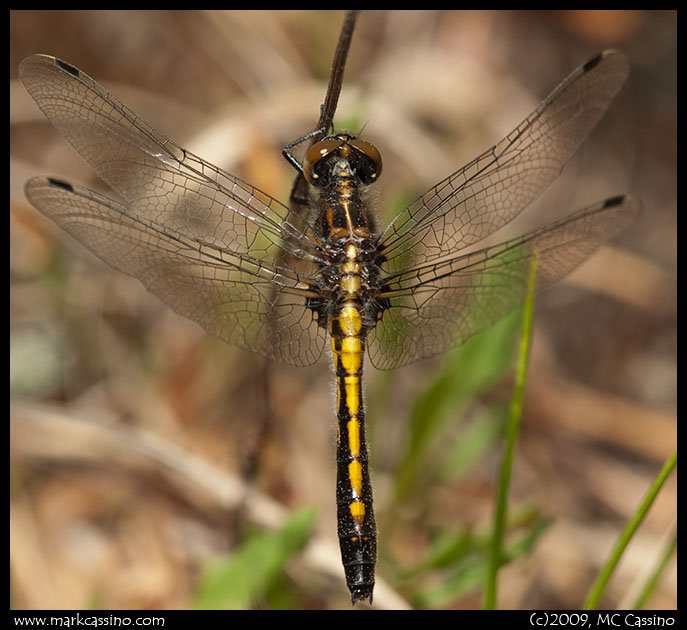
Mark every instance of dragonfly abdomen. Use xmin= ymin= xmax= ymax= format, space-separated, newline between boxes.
xmin=329 ymin=237 xmax=377 ymax=604
xmin=330 ymin=300 xmax=376 ymax=604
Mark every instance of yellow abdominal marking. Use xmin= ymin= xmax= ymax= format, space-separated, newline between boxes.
xmin=347 ymin=419 xmax=361 ymax=460
xmin=349 ymin=500 xmax=366 ymax=527
xmin=348 ymin=460 xmax=363 ymax=496
xmin=339 ymin=305 xmax=362 ymax=335
xmin=340 ymin=338 xmax=362 ymax=374
xmin=344 ymin=376 xmax=360 ymax=418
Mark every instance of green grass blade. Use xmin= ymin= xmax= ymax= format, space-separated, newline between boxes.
xmin=484 ymin=254 xmax=538 ymax=610
xmin=632 ymin=527 xmax=677 ymax=609
xmin=582 ymin=449 xmax=677 ymax=610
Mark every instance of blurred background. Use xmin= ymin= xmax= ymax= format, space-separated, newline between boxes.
xmin=10 ymin=10 xmax=676 ymax=610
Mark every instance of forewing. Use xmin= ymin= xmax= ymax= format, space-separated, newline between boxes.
xmin=368 ymin=195 xmax=640 ymax=370
xmin=377 ymin=50 xmax=630 ymax=273
xmin=18 ymin=54 xmax=323 ymax=262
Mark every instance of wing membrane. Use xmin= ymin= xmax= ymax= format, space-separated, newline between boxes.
xmin=25 ymin=177 xmax=327 ymax=366
xmin=377 ymin=50 xmax=630 ymax=273
xmin=19 ymin=54 xmax=324 ymax=264
xmin=368 ymin=195 xmax=640 ymax=370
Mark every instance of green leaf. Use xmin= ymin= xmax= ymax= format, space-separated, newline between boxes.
xmin=399 ymin=528 xmax=475 ymax=579
xmin=408 ymin=509 xmax=549 ymax=609
xmin=192 ymin=507 xmax=316 ymax=610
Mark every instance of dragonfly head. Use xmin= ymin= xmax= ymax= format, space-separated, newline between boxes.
xmin=302 ymin=133 xmax=383 ymax=187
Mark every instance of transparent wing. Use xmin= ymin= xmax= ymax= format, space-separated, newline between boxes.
xmin=25 ymin=177 xmax=327 ymax=366
xmin=376 ymin=50 xmax=630 ymax=273
xmin=368 ymin=195 xmax=641 ymax=370
xmin=18 ymin=54 xmax=325 ymax=264
xmin=20 ymin=54 xmax=329 ymax=366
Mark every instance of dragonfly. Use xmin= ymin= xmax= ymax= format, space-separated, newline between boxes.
xmin=19 ymin=49 xmax=639 ymax=605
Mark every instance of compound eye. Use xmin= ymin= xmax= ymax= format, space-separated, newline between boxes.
xmin=302 ymin=138 xmax=342 ymax=185
xmin=351 ymin=139 xmax=383 ymax=183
